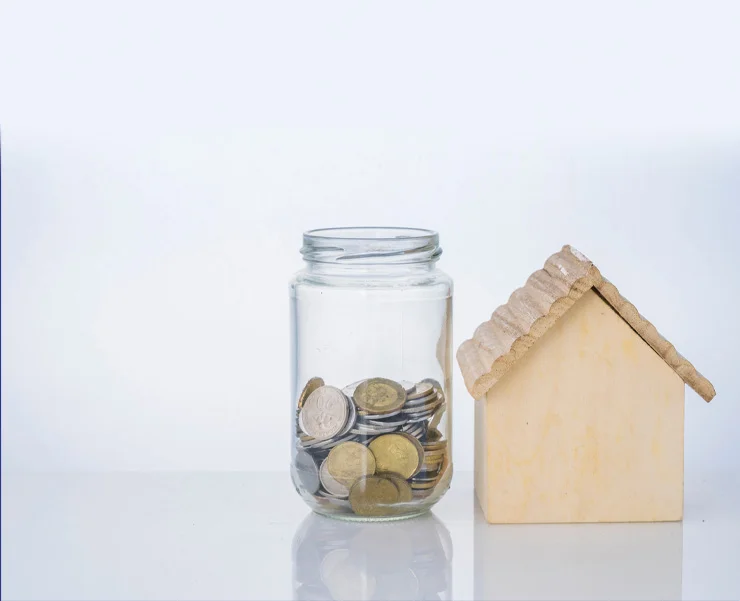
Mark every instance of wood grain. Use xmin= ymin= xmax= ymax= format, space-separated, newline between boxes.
xmin=477 ymin=289 xmax=685 ymax=523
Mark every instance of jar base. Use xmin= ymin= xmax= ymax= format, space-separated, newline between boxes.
xmin=312 ymin=508 xmax=431 ymax=523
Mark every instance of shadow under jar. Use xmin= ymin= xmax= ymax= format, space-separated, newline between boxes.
xmin=290 ymin=227 xmax=453 ymax=521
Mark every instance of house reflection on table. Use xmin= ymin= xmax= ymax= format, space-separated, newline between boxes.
xmin=292 ymin=512 xmax=453 ymax=601
xmin=474 ymin=504 xmax=683 ymax=600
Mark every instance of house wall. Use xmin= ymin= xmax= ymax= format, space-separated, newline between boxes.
xmin=479 ymin=288 xmax=685 ymax=523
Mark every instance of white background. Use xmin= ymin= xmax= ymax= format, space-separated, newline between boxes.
xmin=2 ymin=0 xmax=739 ymax=477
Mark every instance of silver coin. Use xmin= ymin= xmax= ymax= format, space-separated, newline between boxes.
xmin=404 ymin=390 xmax=437 ymax=405
xmin=341 ymin=379 xmax=364 ymax=399
xmin=295 ymin=448 xmax=320 ymax=494
xmin=350 ymin=426 xmax=396 ymax=436
xmin=404 ymin=401 xmax=439 ymax=413
xmin=404 ymin=415 xmax=433 ymax=424
xmin=406 ymin=413 xmax=433 ymax=423
xmin=312 ymin=433 xmax=357 ymax=450
xmin=356 ymin=408 xmax=402 ymax=420
xmin=319 ymin=458 xmax=350 ymax=498
xmin=420 ymin=377 xmax=444 ymax=394
xmin=352 ymin=421 xmax=387 ymax=430
xmin=299 ymin=386 xmax=349 ymax=441
xmin=403 ymin=400 xmax=440 ymax=414
xmin=300 ymin=438 xmax=324 ymax=450
xmin=365 ymin=417 xmax=407 ymax=427
xmin=338 ymin=393 xmax=357 ymax=436
xmin=406 ymin=391 xmax=444 ymax=408
xmin=407 ymin=381 xmax=434 ymax=400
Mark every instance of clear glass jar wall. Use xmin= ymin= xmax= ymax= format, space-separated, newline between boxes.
xmin=290 ymin=227 xmax=453 ymax=520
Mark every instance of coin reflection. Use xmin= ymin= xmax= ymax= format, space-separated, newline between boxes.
xmin=292 ymin=512 xmax=453 ymax=601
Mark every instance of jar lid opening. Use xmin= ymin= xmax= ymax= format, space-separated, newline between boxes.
xmin=305 ymin=227 xmax=437 ymax=241
xmin=302 ymin=227 xmax=441 ymax=265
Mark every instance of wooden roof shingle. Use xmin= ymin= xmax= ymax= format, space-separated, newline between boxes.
xmin=457 ymin=245 xmax=716 ymax=402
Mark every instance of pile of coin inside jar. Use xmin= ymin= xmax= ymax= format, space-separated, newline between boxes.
xmin=294 ymin=377 xmax=450 ymax=517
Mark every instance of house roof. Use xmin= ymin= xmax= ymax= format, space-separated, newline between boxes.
xmin=457 ymin=245 xmax=716 ymax=402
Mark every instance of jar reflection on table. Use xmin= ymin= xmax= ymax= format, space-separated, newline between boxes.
xmin=292 ymin=512 xmax=453 ymax=601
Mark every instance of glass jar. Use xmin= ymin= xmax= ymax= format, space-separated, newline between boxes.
xmin=290 ymin=227 xmax=453 ymax=521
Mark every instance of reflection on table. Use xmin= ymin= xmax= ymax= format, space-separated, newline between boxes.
xmin=292 ymin=512 xmax=453 ymax=601
xmin=474 ymin=504 xmax=683 ymax=600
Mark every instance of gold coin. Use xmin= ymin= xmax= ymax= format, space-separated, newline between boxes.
xmin=399 ymin=432 xmax=425 ymax=475
xmin=424 ymin=449 xmax=446 ymax=460
xmin=425 ymin=428 xmax=443 ymax=443
xmin=297 ymin=377 xmax=325 ymax=409
xmin=411 ymin=480 xmax=437 ymax=490
xmin=326 ymin=441 xmax=377 ymax=488
xmin=368 ymin=434 xmax=422 ymax=479
xmin=422 ymin=439 xmax=447 ymax=449
xmin=349 ymin=475 xmax=400 ymax=516
xmin=383 ymin=473 xmax=414 ymax=503
xmin=353 ymin=378 xmax=406 ymax=415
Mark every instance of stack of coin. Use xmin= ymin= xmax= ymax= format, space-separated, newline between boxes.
xmin=294 ymin=376 xmax=451 ymax=516
xmin=409 ymin=428 xmax=449 ymax=495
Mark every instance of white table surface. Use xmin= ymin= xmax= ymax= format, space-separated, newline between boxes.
xmin=2 ymin=470 xmax=738 ymax=600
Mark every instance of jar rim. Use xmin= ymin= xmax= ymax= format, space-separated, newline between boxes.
xmin=301 ymin=227 xmax=441 ymax=265
xmin=304 ymin=226 xmax=437 ymax=241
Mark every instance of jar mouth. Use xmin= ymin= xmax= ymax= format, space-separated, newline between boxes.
xmin=302 ymin=227 xmax=441 ymax=265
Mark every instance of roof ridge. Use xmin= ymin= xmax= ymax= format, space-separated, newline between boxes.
xmin=457 ymin=245 xmax=716 ymax=402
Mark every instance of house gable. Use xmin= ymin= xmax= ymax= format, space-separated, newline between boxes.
xmin=458 ymin=245 xmax=715 ymax=402
xmin=478 ymin=288 xmax=685 ymax=524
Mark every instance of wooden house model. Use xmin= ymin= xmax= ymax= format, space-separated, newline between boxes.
xmin=457 ymin=245 xmax=715 ymax=524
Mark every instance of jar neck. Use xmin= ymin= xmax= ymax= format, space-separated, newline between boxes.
xmin=301 ymin=227 xmax=441 ymax=276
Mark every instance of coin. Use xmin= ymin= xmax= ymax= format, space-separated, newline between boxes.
xmin=383 ymin=472 xmax=414 ymax=503
xmin=295 ymin=374 xmax=451 ymax=515
xmin=407 ymin=381 xmax=434 ymax=400
xmin=353 ymin=378 xmax=406 ymax=415
xmin=320 ymin=458 xmax=350 ymax=498
xmin=368 ymin=434 xmax=422 ymax=479
xmin=420 ymin=450 xmax=443 ymax=461
xmin=425 ymin=427 xmax=443 ymax=443
xmin=364 ymin=417 xmax=407 ymax=428
xmin=338 ymin=393 xmax=357 ymax=436
xmin=399 ymin=380 xmax=417 ymax=394
xmin=404 ymin=393 xmax=442 ymax=410
xmin=349 ymin=475 xmax=400 ymax=516
xmin=401 ymin=423 xmax=426 ymax=439
xmin=420 ymin=377 xmax=443 ymax=395
xmin=299 ymin=386 xmax=349 ymax=441
xmin=311 ymin=433 xmax=357 ymax=450
xmin=357 ymin=408 xmax=403 ymax=420
xmin=403 ymin=395 xmax=437 ymax=409
xmin=297 ymin=377 xmax=325 ymax=409
xmin=295 ymin=448 xmax=320 ymax=494
xmin=341 ymin=379 xmax=365 ymax=399
xmin=399 ymin=432 xmax=425 ymax=474
xmin=326 ymin=441 xmax=377 ymax=488
xmin=410 ymin=479 xmax=437 ymax=490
